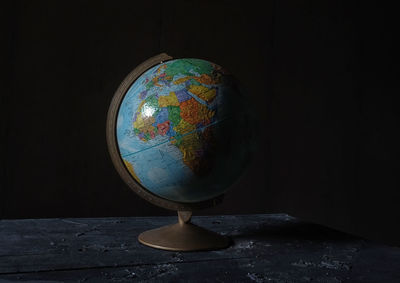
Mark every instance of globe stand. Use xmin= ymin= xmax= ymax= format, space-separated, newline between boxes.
xmin=138 ymin=211 xmax=231 ymax=251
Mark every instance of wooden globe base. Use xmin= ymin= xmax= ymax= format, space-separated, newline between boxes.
xmin=138 ymin=211 xmax=230 ymax=251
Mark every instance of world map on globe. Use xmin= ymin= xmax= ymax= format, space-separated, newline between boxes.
xmin=116 ymin=58 xmax=250 ymax=203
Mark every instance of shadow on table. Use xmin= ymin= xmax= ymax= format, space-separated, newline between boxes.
xmin=230 ymin=220 xmax=360 ymax=243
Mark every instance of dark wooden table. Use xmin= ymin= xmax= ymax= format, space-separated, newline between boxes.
xmin=1 ymin=214 xmax=399 ymax=282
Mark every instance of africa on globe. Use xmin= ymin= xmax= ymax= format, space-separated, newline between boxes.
xmin=114 ymin=55 xmax=251 ymax=204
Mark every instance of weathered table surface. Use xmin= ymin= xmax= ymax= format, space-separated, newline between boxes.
xmin=0 ymin=214 xmax=399 ymax=282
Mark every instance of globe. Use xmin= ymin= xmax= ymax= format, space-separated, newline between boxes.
xmin=114 ymin=56 xmax=250 ymax=204
xmin=107 ymin=53 xmax=252 ymax=251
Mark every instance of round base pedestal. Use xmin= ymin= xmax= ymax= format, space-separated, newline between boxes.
xmin=138 ymin=212 xmax=230 ymax=251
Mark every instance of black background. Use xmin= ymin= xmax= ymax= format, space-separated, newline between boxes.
xmin=2 ymin=1 xmax=399 ymax=246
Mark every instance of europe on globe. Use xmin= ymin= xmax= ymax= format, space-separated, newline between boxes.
xmin=116 ymin=57 xmax=250 ymax=203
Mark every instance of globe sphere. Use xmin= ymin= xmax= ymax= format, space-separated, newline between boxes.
xmin=116 ymin=58 xmax=251 ymax=203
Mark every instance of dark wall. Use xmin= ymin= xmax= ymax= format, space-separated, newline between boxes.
xmin=268 ymin=1 xmax=400 ymax=246
xmin=2 ymin=1 xmax=399 ymax=246
xmin=2 ymin=0 xmax=273 ymax=218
